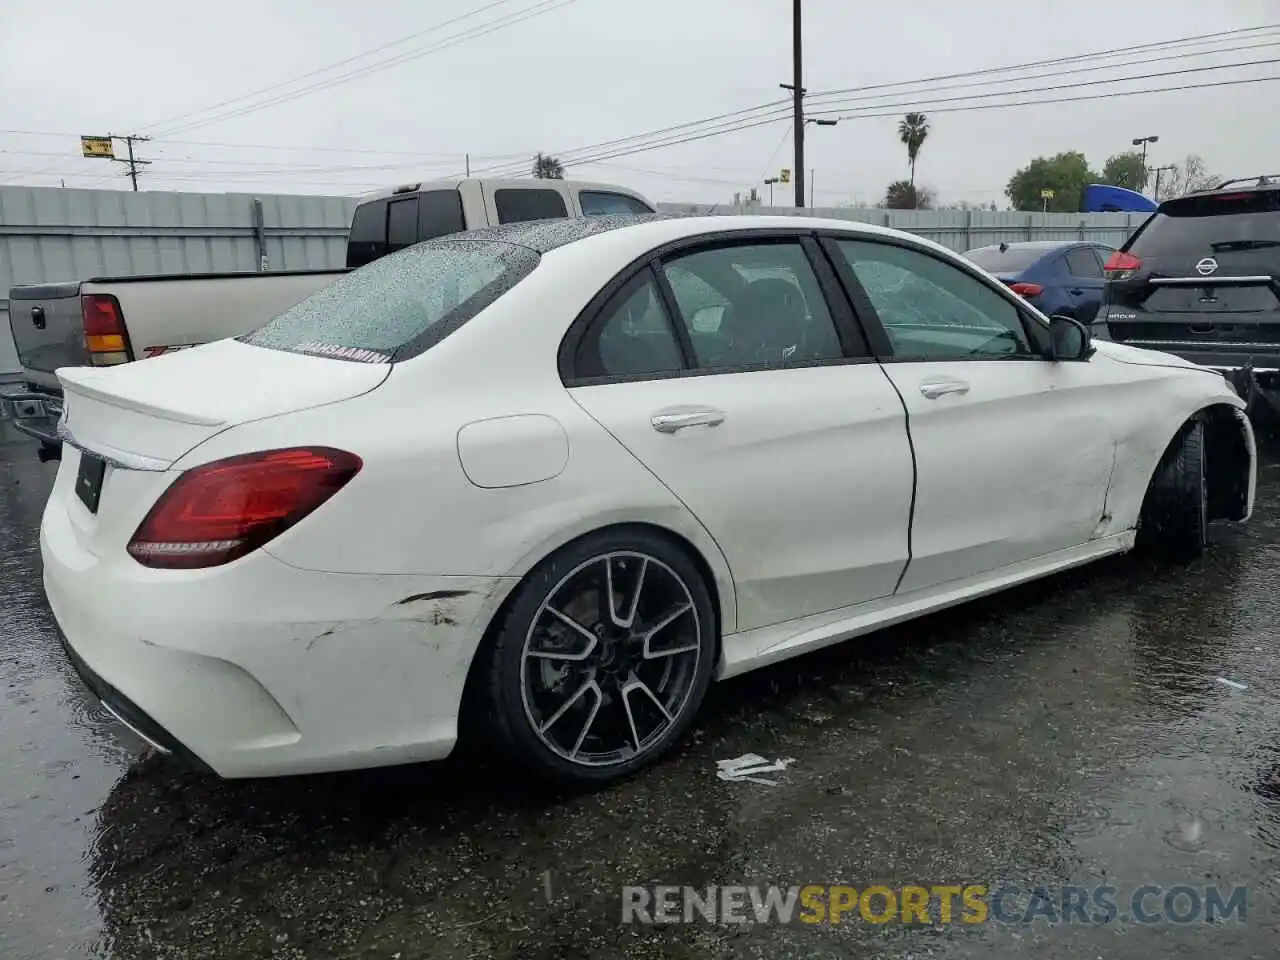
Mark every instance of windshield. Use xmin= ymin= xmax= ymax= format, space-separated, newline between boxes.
xmin=242 ymin=239 xmax=538 ymax=362
xmin=962 ymin=245 xmax=1049 ymax=273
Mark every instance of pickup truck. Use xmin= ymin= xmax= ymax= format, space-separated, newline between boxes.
xmin=2 ymin=177 xmax=654 ymax=458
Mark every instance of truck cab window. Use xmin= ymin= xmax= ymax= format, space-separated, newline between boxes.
xmin=347 ymin=199 xmax=389 ymax=268
xmin=387 ymin=197 xmax=419 ymax=253
xmin=494 ymin=189 xmax=568 ymax=224
xmin=417 ymin=190 xmax=466 ymax=241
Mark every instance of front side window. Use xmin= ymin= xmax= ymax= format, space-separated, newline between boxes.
xmin=244 ymin=240 xmax=538 ymax=362
xmin=494 ymin=188 xmax=569 ymax=224
xmin=579 ymin=191 xmax=653 ymax=216
xmin=576 ymin=272 xmax=684 ymax=378
xmin=661 ymin=242 xmax=846 ymax=369
xmin=834 ymin=239 xmax=1034 ymax=360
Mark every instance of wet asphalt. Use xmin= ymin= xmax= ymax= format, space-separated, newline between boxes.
xmin=2 ymin=423 xmax=1280 ymax=960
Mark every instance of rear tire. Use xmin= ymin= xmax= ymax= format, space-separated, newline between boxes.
xmin=479 ymin=528 xmax=717 ymax=787
xmin=1138 ymin=418 xmax=1208 ymax=560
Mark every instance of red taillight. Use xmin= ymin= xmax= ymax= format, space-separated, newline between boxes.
xmin=1103 ymin=251 xmax=1143 ymax=280
xmin=82 ymin=294 xmax=131 ymax=364
xmin=1008 ymin=282 xmax=1043 ymax=298
xmin=127 ymin=447 xmax=362 ymax=569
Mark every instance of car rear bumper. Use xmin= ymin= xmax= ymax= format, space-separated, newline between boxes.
xmin=0 ymin=387 xmax=63 ymax=454
xmin=41 ymin=494 xmax=514 ymax=778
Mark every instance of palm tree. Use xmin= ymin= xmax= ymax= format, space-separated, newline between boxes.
xmin=532 ymin=152 xmax=565 ymax=179
xmin=897 ymin=113 xmax=930 ymax=187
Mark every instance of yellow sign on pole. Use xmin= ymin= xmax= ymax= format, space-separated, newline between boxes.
xmin=1040 ymin=188 xmax=1055 ymax=199
xmin=80 ymin=136 xmax=115 ymax=159
xmin=779 ymin=169 xmax=791 ymax=184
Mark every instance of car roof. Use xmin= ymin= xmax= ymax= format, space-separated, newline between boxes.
xmin=967 ymin=240 xmax=1097 ymax=253
xmin=434 ymin=213 xmax=962 ymax=258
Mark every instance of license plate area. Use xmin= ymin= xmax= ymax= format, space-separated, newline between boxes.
xmin=75 ymin=453 xmax=106 ymax=514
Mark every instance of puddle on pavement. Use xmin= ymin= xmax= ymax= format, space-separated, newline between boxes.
xmin=4 ymin=430 xmax=1280 ymax=958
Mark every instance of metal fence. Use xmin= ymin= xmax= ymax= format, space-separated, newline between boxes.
xmin=655 ymin=203 xmax=1146 ymax=252
xmin=0 ymin=186 xmax=357 ymax=377
xmin=1 ymin=185 xmax=1147 ymax=378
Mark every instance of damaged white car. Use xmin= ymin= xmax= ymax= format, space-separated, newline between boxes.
xmin=40 ymin=215 xmax=1256 ymax=785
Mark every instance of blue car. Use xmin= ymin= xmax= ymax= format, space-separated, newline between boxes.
xmin=962 ymin=240 xmax=1115 ymax=324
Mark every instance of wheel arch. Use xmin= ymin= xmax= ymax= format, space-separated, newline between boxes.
xmin=1136 ymin=401 xmax=1255 ymax=524
xmin=456 ymin=519 xmax=733 ymax=746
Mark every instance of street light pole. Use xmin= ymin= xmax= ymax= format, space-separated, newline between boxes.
xmin=1132 ymin=135 xmax=1159 ymax=194
xmin=764 ymin=177 xmax=780 ymax=206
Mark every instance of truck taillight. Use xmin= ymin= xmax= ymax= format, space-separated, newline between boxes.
xmin=127 ymin=447 xmax=362 ymax=569
xmin=82 ymin=294 xmax=131 ymax=365
xmin=1103 ymin=251 xmax=1143 ymax=281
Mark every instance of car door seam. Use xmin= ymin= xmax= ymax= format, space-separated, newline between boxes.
xmin=876 ymin=363 xmax=918 ymax=594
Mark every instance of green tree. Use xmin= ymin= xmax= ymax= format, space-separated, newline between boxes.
xmin=532 ymin=152 xmax=565 ymax=179
xmin=1101 ymin=151 xmax=1149 ymax=192
xmin=897 ymin=112 xmax=930 ymax=187
xmin=882 ymin=180 xmax=935 ymax=210
xmin=1005 ymin=151 xmax=1100 ymax=212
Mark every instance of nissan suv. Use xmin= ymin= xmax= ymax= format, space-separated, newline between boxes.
xmin=1095 ymin=175 xmax=1280 ymax=418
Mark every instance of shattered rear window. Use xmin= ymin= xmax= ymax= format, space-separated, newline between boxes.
xmin=242 ymin=239 xmax=539 ymax=362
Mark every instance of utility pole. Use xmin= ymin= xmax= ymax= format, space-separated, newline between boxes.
xmin=115 ymin=134 xmax=151 ymax=191
xmin=465 ymin=152 xmax=471 ymax=177
xmin=790 ymin=0 xmax=804 ymax=208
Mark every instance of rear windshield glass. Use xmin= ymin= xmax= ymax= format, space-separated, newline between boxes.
xmin=1129 ymin=191 xmax=1280 ymax=260
xmin=242 ymin=240 xmax=538 ymax=362
xmin=963 ymin=246 xmax=1048 ymax=272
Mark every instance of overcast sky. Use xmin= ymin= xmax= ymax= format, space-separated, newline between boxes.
xmin=1 ymin=0 xmax=1277 ymax=208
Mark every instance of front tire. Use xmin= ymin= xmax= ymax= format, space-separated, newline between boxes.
xmin=479 ymin=528 xmax=717 ymax=786
xmin=1138 ymin=419 xmax=1208 ymax=560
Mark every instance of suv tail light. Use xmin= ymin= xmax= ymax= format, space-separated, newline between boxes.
xmin=1008 ymin=282 xmax=1043 ymax=298
xmin=127 ymin=447 xmax=362 ymax=569
xmin=82 ymin=294 xmax=132 ymax=366
xmin=1103 ymin=251 xmax=1143 ymax=281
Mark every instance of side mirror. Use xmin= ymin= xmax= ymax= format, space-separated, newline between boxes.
xmin=1048 ymin=314 xmax=1093 ymax=361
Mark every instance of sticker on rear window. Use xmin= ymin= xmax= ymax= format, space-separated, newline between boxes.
xmin=294 ymin=342 xmax=392 ymax=364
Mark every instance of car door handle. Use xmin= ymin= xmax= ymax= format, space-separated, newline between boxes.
xmin=919 ymin=379 xmax=970 ymax=399
xmin=1069 ymin=287 xmax=1085 ymax=296
xmin=650 ymin=407 xmax=726 ymax=433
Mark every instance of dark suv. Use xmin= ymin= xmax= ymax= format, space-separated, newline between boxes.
xmin=1096 ymin=175 xmax=1280 ymax=417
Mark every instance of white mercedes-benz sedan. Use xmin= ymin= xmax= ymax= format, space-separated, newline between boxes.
xmin=41 ymin=214 xmax=1256 ymax=785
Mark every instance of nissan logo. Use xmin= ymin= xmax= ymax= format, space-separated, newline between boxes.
xmin=1195 ymin=257 xmax=1219 ymax=276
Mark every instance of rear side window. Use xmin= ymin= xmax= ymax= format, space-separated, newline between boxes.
xmin=346 ymin=199 xmax=388 ymax=268
xmin=1065 ymin=247 xmax=1103 ymax=278
xmin=580 ymin=191 xmax=653 ymax=216
xmin=1128 ymin=191 xmax=1280 ymax=260
xmin=495 ymin=188 xmax=568 ymax=224
xmin=243 ymin=240 xmax=538 ymax=362
xmin=418 ymin=189 xmax=466 ymax=240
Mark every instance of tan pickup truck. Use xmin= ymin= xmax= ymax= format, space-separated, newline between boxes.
xmin=2 ymin=177 xmax=654 ymax=458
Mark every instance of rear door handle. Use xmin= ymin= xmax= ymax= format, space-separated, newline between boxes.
xmin=651 ymin=406 xmax=726 ymax=433
xmin=919 ymin=379 xmax=970 ymax=399
xmin=1069 ymin=287 xmax=1085 ymax=296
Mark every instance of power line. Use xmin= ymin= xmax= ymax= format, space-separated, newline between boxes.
xmin=806 ymin=23 xmax=1280 ymax=100
xmin=474 ymin=27 xmax=1280 ymax=177
xmin=142 ymin=0 xmax=525 ymax=133
xmin=152 ymin=0 xmax=587 ymax=137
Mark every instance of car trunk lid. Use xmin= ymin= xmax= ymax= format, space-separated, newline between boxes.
xmin=51 ymin=338 xmax=390 ymax=560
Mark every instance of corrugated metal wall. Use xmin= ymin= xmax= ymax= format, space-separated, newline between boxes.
xmin=1 ymin=186 xmax=358 ymax=377
xmin=1 ymin=185 xmax=1146 ymax=378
